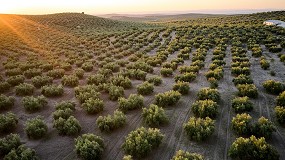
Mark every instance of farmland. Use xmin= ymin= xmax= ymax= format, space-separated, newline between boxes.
xmin=0 ymin=11 xmax=285 ymax=159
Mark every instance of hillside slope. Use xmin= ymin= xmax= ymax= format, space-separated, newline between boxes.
xmin=100 ymin=13 xmax=223 ymax=22
xmin=23 ymin=13 xmax=138 ymax=31
xmin=0 ymin=13 xmax=153 ymax=56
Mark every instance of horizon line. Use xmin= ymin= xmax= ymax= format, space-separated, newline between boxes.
xmin=0 ymin=8 xmax=284 ymax=16
xmin=95 ymin=8 xmax=284 ymax=16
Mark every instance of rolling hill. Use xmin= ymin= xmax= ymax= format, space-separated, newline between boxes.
xmin=99 ymin=13 xmax=224 ymax=22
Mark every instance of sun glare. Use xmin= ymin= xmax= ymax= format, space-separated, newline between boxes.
xmin=0 ymin=4 xmax=13 ymax=13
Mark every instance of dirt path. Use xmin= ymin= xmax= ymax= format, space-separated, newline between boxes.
xmin=149 ymin=46 xmax=218 ymax=159
xmin=212 ymin=46 xmax=237 ymax=160
xmin=249 ymin=50 xmax=285 ymax=159
xmin=147 ymin=30 xmax=172 ymax=55
xmin=98 ymin=30 xmax=181 ymax=160
xmin=139 ymin=30 xmax=161 ymax=52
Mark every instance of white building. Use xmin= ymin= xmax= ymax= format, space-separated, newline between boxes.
xmin=263 ymin=20 xmax=285 ymax=28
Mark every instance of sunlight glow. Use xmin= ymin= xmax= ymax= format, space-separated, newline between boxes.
xmin=0 ymin=14 xmax=80 ymax=55
xmin=1 ymin=0 xmax=285 ymax=15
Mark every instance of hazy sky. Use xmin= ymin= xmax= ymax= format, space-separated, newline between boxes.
xmin=1 ymin=0 xmax=284 ymax=15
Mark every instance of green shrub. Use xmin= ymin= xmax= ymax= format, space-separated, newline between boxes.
xmin=110 ymin=75 xmax=132 ymax=89
xmin=40 ymin=63 xmax=53 ymax=72
xmin=7 ymin=75 xmax=25 ymax=86
xmin=108 ymin=85 xmax=125 ymax=101
xmin=22 ymin=96 xmax=47 ymax=112
xmin=205 ymin=68 xmax=223 ymax=80
xmin=252 ymin=46 xmax=262 ymax=57
xmin=55 ymin=101 xmax=75 ymax=111
xmin=53 ymin=116 xmax=81 ymax=136
xmin=162 ymin=62 xmax=178 ymax=70
xmin=179 ymin=65 xmax=199 ymax=73
xmin=275 ymin=106 xmax=285 ymax=124
xmin=133 ymin=69 xmax=147 ymax=80
xmin=231 ymin=62 xmax=250 ymax=68
xmin=74 ymin=68 xmax=84 ymax=79
xmin=192 ymin=100 xmax=218 ymax=118
xmin=106 ymin=62 xmax=120 ymax=72
xmin=15 ymin=83 xmax=34 ymax=96
xmin=53 ymin=108 xmax=73 ymax=120
xmin=212 ymin=54 xmax=225 ymax=61
xmin=23 ymin=69 xmax=42 ymax=79
xmin=237 ymin=84 xmax=258 ymax=98
xmin=5 ymin=68 xmax=22 ymax=77
xmin=155 ymin=90 xmax=181 ymax=107
xmin=0 ymin=134 xmax=21 ymax=155
xmin=87 ymin=74 xmax=106 ymax=85
xmin=231 ymin=67 xmax=250 ymax=76
xmin=280 ymin=54 xmax=285 ymax=62
xmin=191 ymin=60 xmax=205 ymax=69
xmin=174 ymin=72 xmax=197 ymax=82
xmin=81 ymin=98 xmax=104 ymax=114
xmin=269 ymin=46 xmax=282 ymax=53
xmin=183 ymin=117 xmax=215 ymax=141
xmin=231 ymin=113 xmax=252 ymax=135
xmin=0 ymin=112 xmax=18 ymax=133
xmin=81 ymin=62 xmax=93 ymax=72
xmin=232 ymin=56 xmax=249 ymax=62
xmin=173 ymin=81 xmax=190 ymax=95
xmin=228 ymin=136 xmax=279 ymax=160
xmin=208 ymin=77 xmax=218 ymax=89
xmin=263 ymin=80 xmax=285 ymax=95
xmin=171 ymin=150 xmax=204 ymax=160
xmin=47 ymin=69 xmax=65 ymax=79
xmin=142 ymin=104 xmax=168 ymax=127
xmin=24 ymin=116 xmax=48 ymax=139
xmin=126 ymin=61 xmax=153 ymax=73
xmin=282 ymin=41 xmax=285 ymax=48
xmin=74 ymin=85 xmax=100 ymax=103
xmin=137 ymin=82 xmax=154 ymax=95
xmin=41 ymin=84 xmax=64 ymax=97
xmin=160 ymin=68 xmax=173 ymax=77
xmin=122 ymin=155 xmax=133 ymax=160
xmin=178 ymin=53 xmax=190 ymax=60
xmin=4 ymin=145 xmax=38 ymax=160
xmin=276 ymin=91 xmax=285 ymax=106
xmin=122 ymin=127 xmax=164 ymax=158
xmin=231 ymin=96 xmax=253 ymax=113
xmin=31 ymin=76 xmax=53 ymax=88
xmin=121 ymin=69 xmax=147 ymax=80
xmin=232 ymin=74 xmax=253 ymax=86
xmin=62 ymin=75 xmax=79 ymax=87
xmin=197 ymin=88 xmax=220 ymax=102
xmin=253 ymin=116 xmax=276 ymax=138
xmin=0 ymin=82 xmax=11 ymax=93
xmin=75 ymin=134 xmax=104 ymax=160
xmin=260 ymin=59 xmax=270 ymax=70
xmin=209 ymin=63 xmax=220 ymax=70
xmin=147 ymin=76 xmax=162 ymax=86
xmin=96 ymin=110 xmax=126 ymax=132
xmin=0 ymin=94 xmax=15 ymax=110
xmin=213 ymin=60 xmax=226 ymax=66
xmin=118 ymin=94 xmax=144 ymax=112
xmin=61 ymin=63 xmax=72 ymax=71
